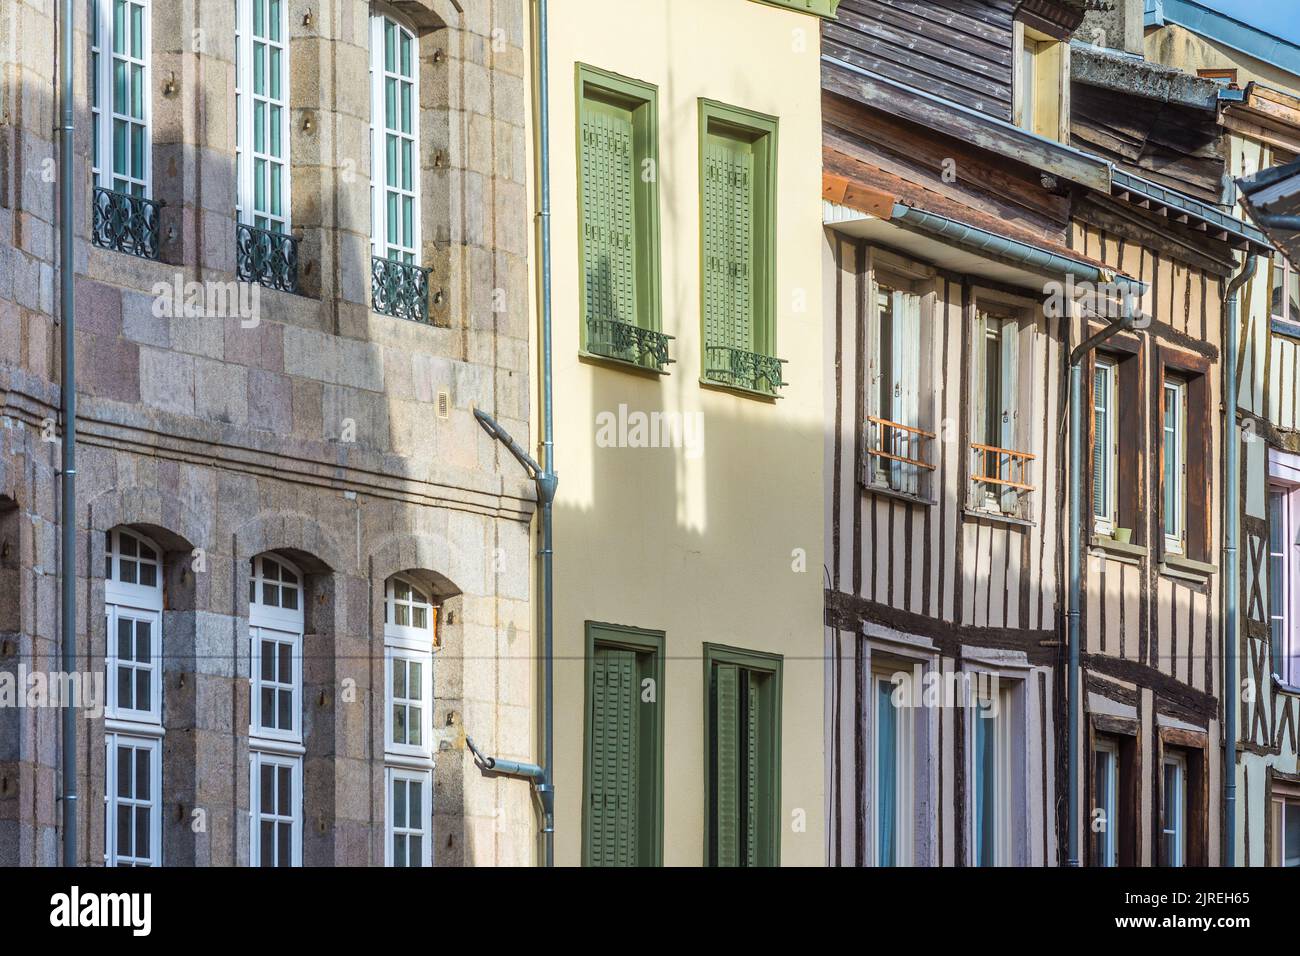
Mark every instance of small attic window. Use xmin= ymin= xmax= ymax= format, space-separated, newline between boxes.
xmin=1196 ymin=68 xmax=1238 ymax=89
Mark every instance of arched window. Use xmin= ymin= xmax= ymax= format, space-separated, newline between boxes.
xmin=383 ymin=574 xmax=435 ymax=866
xmin=104 ymin=527 xmax=164 ymax=867
xmin=248 ymin=553 xmax=303 ymax=867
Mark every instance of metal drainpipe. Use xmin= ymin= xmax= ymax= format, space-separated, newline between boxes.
xmin=1224 ymin=254 xmax=1258 ymax=867
xmin=1066 ymin=285 xmax=1143 ymax=868
xmin=58 ymin=0 xmax=78 ymax=869
xmin=531 ymin=0 xmax=557 ymax=868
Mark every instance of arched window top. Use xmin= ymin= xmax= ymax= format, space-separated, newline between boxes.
xmin=106 ymin=527 xmax=162 ymax=602
xmin=250 ymin=553 xmax=303 ymax=622
xmin=384 ymin=574 xmax=436 ymax=646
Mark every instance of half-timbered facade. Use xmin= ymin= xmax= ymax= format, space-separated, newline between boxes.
xmin=823 ymin=0 xmax=1097 ymax=866
xmin=823 ymin=0 xmax=1273 ymax=866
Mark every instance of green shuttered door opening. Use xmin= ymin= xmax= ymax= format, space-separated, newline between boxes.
xmin=703 ymin=132 xmax=755 ymax=355
xmin=709 ymin=657 xmax=778 ymax=866
xmin=589 ymin=645 xmax=640 ymax=866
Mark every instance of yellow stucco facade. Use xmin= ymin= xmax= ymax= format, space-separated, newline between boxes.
xmin=523 ymin=0 xmax=827 ymax=865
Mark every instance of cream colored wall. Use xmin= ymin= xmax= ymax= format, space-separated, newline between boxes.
xmin=1145 ymin=24 xmax=1300 ymax=95
xmin=523 ymin=0 xmax=826 ymax=865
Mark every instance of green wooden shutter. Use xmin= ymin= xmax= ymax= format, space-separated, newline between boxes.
xmin=589 ymin=646 xmax=639 ymax=866
xmin=580 ymin=98 xmax=638 ymax=329
xmin=712 ymin=661 xmax=741 ymax=866
xmin=703 ymin=132 xmax=755 ymax=355
xmin=744 ymin=673 xmax=760 ymax=866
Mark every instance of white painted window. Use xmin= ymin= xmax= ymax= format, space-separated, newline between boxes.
xmin=370 ymin=12 xmax=421 ymax=264
xmin=104 ymin=734 xmax=162 ymax=867
xmin=250 ymin=751 xmax=302 ymax=867
xmin=1272 ymin=253 xmax=1300 ymax=329
xmin=104 ymin=527 xmax=164 ymax=867
xmin=235 ymin=0 xmax=291 ymax=233
xmin=1162 ymin=377 xmax=1187 ymax=555
xmin=386 ymin=768 xmax=432 ymax=867
xmin=872 ymin=670 xmax=913 ymax=866
xmin=1094 ymin=739 xmax=1118 ymax=867
xmin=972 ymin=681 xmax=1016 ymax=866
xmin=972 ymin=311 xmax=1032 ymax=516
xmin=248 ymin=553 xmax=304 ymax=866
xmin=867 ymin=281 xmax=924 ymax=495
xmin=1161 ymin=752 xmax=1187 ymax=867
xmin=1272 ymin=796 xmax=1300 ymax=867
xmin=1269 ymin=485 xmax=1293 ymax=684
xmin=91 ymin=0 xmax=151 ymax=195
xmin=1093 ymin=359 xmax=1118 ymax=534
xmin=1014 ymin=25 xmax=1066 ymax=141
xmin=383 ymin=575 xmax=435 ymax=863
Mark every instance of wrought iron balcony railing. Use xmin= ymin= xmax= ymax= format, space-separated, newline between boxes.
xmin=704 ymin=345 xmax=787 ymax=395
xmin=236 ymin=222 xmax=299 ymax=293
xmin=91 ymin=186 xmax=163 ymax=261
xmin=586 ymin=317 xmax=674 ymax=371
xmin=371 ymin=256 xmax=432 ymax=323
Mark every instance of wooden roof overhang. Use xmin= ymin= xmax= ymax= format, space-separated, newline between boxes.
xmin=1108 ymin=168 xmax=1274 ymax=257
xmin=822 ymin=54 xmax=1113 ymax=193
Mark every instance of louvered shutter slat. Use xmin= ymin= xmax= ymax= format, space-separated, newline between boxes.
xmin=581 ymin=100 xmax=638 ymax=331
xmin=744 ymin=676 xmax=760 ymax=867
xmin=589 ymin=646 xmax=640 ymax=866
xmin=703 ymin=134 xmax=755 ymax=360
xmin=713 ymin=662 xmax=740 ymax=866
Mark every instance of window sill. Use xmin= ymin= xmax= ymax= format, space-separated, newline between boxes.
xmin=1273 ymin=675 xmax=1300 ymax=697
xmin=698 ymin=377 xmax=781 ymax=402
xmin=962 ymin=506 xmax=1035 ymax=529
xmin=861 ymin=481 xmax=934 ymax=507
xmin=1270 ymin=318 xmax=1300 ymax=341
xmin=580 ymin=350 xmax=671 ymax=378
xmin=1159 ymin=554 xmax=1216 ymax=583
xmin=1090 ymin=535 xmax=1147 ymax=565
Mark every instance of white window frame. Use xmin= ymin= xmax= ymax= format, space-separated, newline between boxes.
xmin=384 ymin=576 xmax=435 ymax=763
xmin=1093 ymin=358 xmax=1118 ymax=534
xmin=867 ymin=270 xmax=926 ymax=496
xmin=1269 ymin=483 xmax=1294 ymax=685
xmin=1013 ymin=22 xmax=1068 ymax=141
xmin=250 ymin=750 xmax=303 ymax=867
xmin=104 ymin=528 xmax=163 ymax=725
xmin=385 ymin=767 xmax=433 ymax=867
xmin=369 ymin=10 xmax=421 ymax=264
xmin=249 ymin=554 xmax=304 ymax=744
xmin=248 ymin=553 xmax=304 ymax=867
xmin=104 ymin=733 xmax=162 ymax=867
xmin=1272 ymin=253 xmax=1300 ymax=331
xmin=969 ymin=677 xmax=1024 ymax=867
xmin=235 ymin=0 xmax=291 ymax=233
xmin=1162 ymin=752 xmax=1187 ymax=867
xmin=871 ymin=669 xmax=914 ymax=867
xmin=1273 ymin=794 xmax=1300 ymax=867
xmin=972 ymin=307 xmax=1032 ymax=517
xmin=91 ymin=0 xmax=152 ymax=195
xmin=1094 ymin=738 xmax=1119 ymax=867
xmin=1162 ymin=376 xmax=1187 ymax=555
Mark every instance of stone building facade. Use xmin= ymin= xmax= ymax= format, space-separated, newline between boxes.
xmin=0 ymin=0 xmax=537 ymax=866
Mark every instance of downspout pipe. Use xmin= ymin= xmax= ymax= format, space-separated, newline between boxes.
xmin=1224 ymin=254 xmax=1258 ymax=867
xmin=59 ymin=0 xmax=78 ymax=869
xmin=532 ymin=0 xmax=557 ymax=870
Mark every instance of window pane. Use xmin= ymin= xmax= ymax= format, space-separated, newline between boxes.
xmin=876 ymin=679 xmax=896 ymax=867
xmin=118 ymin=666 xmax=133 ymax=712
xmin=409 ymin=835 xmax=422 ymax=866
xmin=136 ymin=620 xmax=151 ymax=660
xmin=117 ymin=804 xmax=132 ymax=855
xmin=409 ymin=779 xmax=422 ymax=822
xmin=409 ymin=706 xmax=422 ymax=746
xmin=278 ymin=766 xmax=292 ymax=815
xmin=135 ymin=806 xmax=150 ymax=858
xmin=277 ymin=687 xmax=291 ymax=731
xmin=260 ymin=820 xmax=274 ymax=867
xmin=261 ymin=641 xmax=274 ymax=681
xmin=136 ymin=746 xmax=150 ymax=798
xmin=394 ymin=778 xmax=407 ymax=826
xmin=260 ymin=762 xmax=275 ymax=813
xmin=138 ymin=560 xmax=156 ymax=588
xmin=408 ymin=661 xmax=422 ymax=698
xmin=281 ymin=582 xmax=297 ymax=610
xmin=117 ymin=617 xmax=134 ymax=661
xmin=135 ymin=669 xmax=150 ymax=712
xmin=277 ymin=820 xmax=290 ymax=867
xmin=393 ymin=658 xmax=407 ymax=698
xmin=1286 ymin=803 xmax=1300 ymax=867
xmin=117 ymin=745 xmax=132 ymax=798
xmin=394 ymin=834 xmax=407 ymax=867
xmin=278 ymin=642 xmax=291 ymax=682
xmin=394 ymin=704 xmax=407 ymax=745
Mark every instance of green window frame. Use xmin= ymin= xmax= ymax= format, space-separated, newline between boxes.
xmin=582 ymin=622 xmax=665 ymax=867
xmin=698 ymin=99 xmax=784 ymax=397
xmin=703 ymin=643 xmax=782 ymax=866
xmin=575 ymin=65 xmax=670 ymax=372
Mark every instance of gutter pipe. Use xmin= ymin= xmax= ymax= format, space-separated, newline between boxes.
xmin=1224 ymin=254 xmax=1258 ymax=867
xmin=59 ymin=0 xmax=78 ymax=869
xmin=472 ymin=0 xmax=556 ymax=867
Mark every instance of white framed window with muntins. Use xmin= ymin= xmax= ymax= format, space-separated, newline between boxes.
xmin=1092 ymin=358 xmax=1118 ymax=535
xmin=369 ymin=11 xmax=421 ymax=265
xmin=91 ymin=0 xmax=152 ymax=196
xmin=104 ymin=527 xmax=165 ymax=867
xmin=248 ymin=553 xmax=304 ymax=866
xmin=1162 ymin=376 xmax=1187 ymax=556
xmin=235 ymin=0 xmax=291 ymax=234
xmin=383 ymin=575 xmax=436 ymax=867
